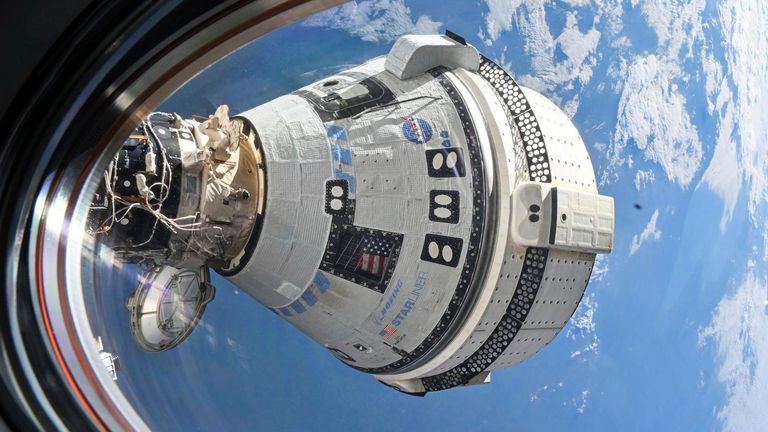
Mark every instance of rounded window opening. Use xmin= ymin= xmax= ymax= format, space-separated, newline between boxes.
xmin=77 ymin=21 xmax=614 ymax=423
xmin=13 ymin=0 xmax=754 ymax=431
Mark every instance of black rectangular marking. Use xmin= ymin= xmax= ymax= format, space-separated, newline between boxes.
xmin=325 ymin=179 xmax=350 ymax=216
xmin=549 ymin=187 xmax=558 ymax=245
xmin=429 ymin=190 xmax=460 ymax=224
xmin=425 ymin=148 xmax=466 ymax=178
xmin=320 ymin=224 xmax=403 ymax=293
xmin=420 ymin=234 xmax=463 ymax=267
xmin=444 ymin=30 xmax=467 ymax=45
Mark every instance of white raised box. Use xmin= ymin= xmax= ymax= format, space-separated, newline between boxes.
xmin=511 ymin=182 xmax=614 ymax=254
xmin=384 ymin=34 xmax=480 ymax=80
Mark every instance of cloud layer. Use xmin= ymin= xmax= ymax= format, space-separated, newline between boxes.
xmin=699 ymin=271 xmax=768 ymax=432
xmin=303 ymin=0 xmax=441 ymax=43
xmin=479 ymin=0 xmax=602 ymax=114
xmin=698 ymin=0 xmax=768 ymax=234
xmin=613 ymin=56 xmax=702 ymax=187
xmin=567 ymin=293 xmax=600 ymax=359
xmin=629 ymin=209 xmax=661 ymax=256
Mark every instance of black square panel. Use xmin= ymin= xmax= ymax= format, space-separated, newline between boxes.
xmin=420 ymin=234 xmax=463 ymax=267
xmin=319 ymin=224 xmax=403 ymax=293
xmin=425 ymin=148 xmax=466 ymax=177
xmin=429 ymin=190 xmax=460 ymax=224
xmin=325 ymin=179 xmax=349 ymax=216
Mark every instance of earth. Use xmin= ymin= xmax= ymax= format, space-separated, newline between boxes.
xmin=92 ymin=1 xmax=768 ymax=430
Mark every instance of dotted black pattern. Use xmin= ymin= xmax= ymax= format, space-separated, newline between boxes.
xmin=421 ymin=248 xmax=549 ymax=392
xmin=477 ymin=57 xmax=551 ymax=183
xmin=422 ymin=315 xmax=521 ymax=391
xmin=350 ymin=68 xmax=488 ymax=374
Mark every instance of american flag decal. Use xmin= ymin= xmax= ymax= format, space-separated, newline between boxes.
xmin=379 ymin=324 xmax=397 ymax=339
xmin=354 ymin=236 xmax=393 ymax=278
xmin=324 ymin=227 xmax=404 ymax=293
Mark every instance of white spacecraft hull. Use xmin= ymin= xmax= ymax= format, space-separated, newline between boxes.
xmin=97 ymin=34 xmax=613 ymax=395
xmin=225 ymin=35 xmax=612 ymax=393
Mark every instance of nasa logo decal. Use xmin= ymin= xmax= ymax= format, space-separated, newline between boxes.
xmin=401 ymin=117 xmax=433 ymax=144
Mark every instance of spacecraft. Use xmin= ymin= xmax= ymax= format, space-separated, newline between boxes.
xmin=95 ymin=337 xmax=120 ymax=381
xmin=88 ymin=32 xmax=614 ymax=395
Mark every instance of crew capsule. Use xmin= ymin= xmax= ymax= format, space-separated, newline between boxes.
xmin=89 ymin=33 xmax=614 ymax=395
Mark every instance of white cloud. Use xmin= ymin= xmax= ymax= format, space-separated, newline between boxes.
xmin=717 ymin=0 xmax=768 ymax=232
xmin=226 ymin=336 xmax=252 ymax=371
xmin=299 ymin=63 xmax=361 ymax=82
xmin=196 ymin=320 xmax=218 ymax=349
xmin=480 ymin=1 xmax=602 ymax=115
xmin=555 ymin=12 xmax=601 ymax=82
xmin=601 ymin=0 xmax=709 ymax=188
xmin=611 ymin=0 xmax=767 ymax=254
xmin=591 ymin=255 xmax=609 ymax=282
xmin=634 ymin=169 xmax=656 ymax=191
xmin=529 ymin=381 xmax=564 ymax=402
xmin=478 ymin=0 xmax=523 ymax=45
xmin=480 ymin=0 xmax=623 ymax=45
xmin=302 ymin=0 xmax=442 ymax=43
xmin=699 ymin=104 xmax=740 ymax=231
xmin=611 ymin=35 xmax=631 ymax=50
xmin=612 ymin=55 xmax=703 ymax=187
xmin=562 ymin=94 xmax=580 ymax=118
xmin=574 ymin=389 xmax=590 ymax=414
xmin=764 ymin=232 xmax=768 ymax=263
xmin=515 ymin=1 xmax=555 ymax=79
xmin=699 ymin=271 xmax=768 ymax=432
xmin=530 ymin=381 xmax=591 ymax=415
xmin=693 ymin=0 xmax=768 ymax=246
xmin=634 ymin=0 xmax=705 ymax=60
xmin=567 ymin=293 xmax=599 ymax=359
xmin=701 ymin=50 xmax=726 ymax=115
xmin=560 ymin=0 xmax=591 ymax=6
xmin=494 ymin=46 xmax=516 ymax=76
xmin=629 ymin=209 xmax=661 ymax=256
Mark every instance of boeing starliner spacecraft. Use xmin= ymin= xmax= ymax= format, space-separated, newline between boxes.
xmin=88 ymin=33 xmax=614 ymax=395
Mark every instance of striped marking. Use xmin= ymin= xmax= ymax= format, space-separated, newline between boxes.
xmin=276 ymin=272 xmax=331 ymax=317
xmin=331 ymin=143 xmax=353 ymax=165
